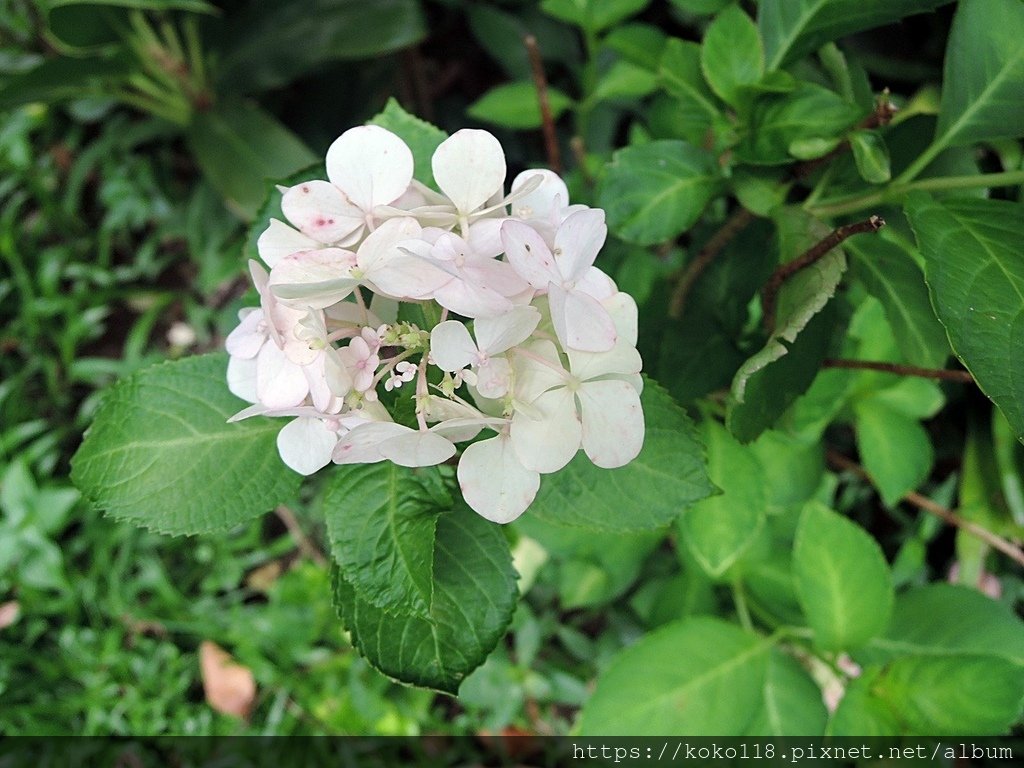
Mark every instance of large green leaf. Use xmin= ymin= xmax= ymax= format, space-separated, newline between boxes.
xmin=540 ymin=0 xmax=652 ymax=32
xmin=186 ymin=98 xmax=317 ymax=220
xmin=323 ymin=463 xmax=445 ymax=618
xmin=758 ymin=0 xmax=952 ymax=69
xmin=793 ymin=503 xmax=894 ymax=651
xmin=678 ymin=420 xmax=766 ymax=578
xmin=727 ymin=210 xmax=846 ymax=442
xmin=47 ymin=0 xmax=216 ymax=49
xmin=467 ymin=81 xmax=574 ymax=130
xmin=745 ymin=650 xmax=828 ymax=736
xmin=579 ymin=617 xmax=771 ymax=734
xmin=658 ymin=39 xmax=721 ymax=145
xmin=368 ymin=98 xmax=447 ymax=191
xmin=847 ymin=238 xmax=949 ymax=368
xmin=599 ymin=140 xmax=721 ymax=245
xmin=332 ymin=506 xmax=517 ymax=694
xmin=859 ymin=583 xmax=1024 ymax=667
xmin=854 ymin=403 xmax=933 ymax=507
xmin=700 ymin=4 xmax=764 ymax=109
xmin=934 ymin=0 xmax=1024 ymax=150
xmin=906 ymin=194 xmax=1024 ymax=442
xmin=529 ymin=380 xmax=714 ymax=531
xmin=213 ymin=0 xmax=426 ymax=93
xmin=0 ymin=56 xmax=129 ymax=110
xmin=70 ymin=354 xmax=301 ymax=535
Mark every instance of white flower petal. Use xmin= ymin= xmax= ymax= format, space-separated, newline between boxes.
xmin=510 ymin=169 xmax=569 ymax=221
xmin=602 ymin=291 xmax=639 ymax=346
xmin=568 ymin=342 xmax=643 ymax=381
xmin=430 ymin=320 xmax=478 ymax=372
xmin=459 ymin=434 xmax=539 ymax=524
xmin=476 ymin=356 xmax=512 ymax=399
xmin=549 ymin=284 xmax=617 ymax=353
xmin=432 ymin=129 xmax=506 ymax=215
xmin=554 ymin=208 xmax=606 ymax=283
xmin=225 ymin=309 xmax=266 ymax=359
xmin=332 ymin=421 xmax=406 ymax=464
xmin=277 ymin=417 xmax=338 ymax=475
xmin=578 ymin=379 xmax=644 ymax=469
xmin=475 ymin=305 xmax=541 ymax=355
xmin=575 ymin=266 xmax=618 ymax=301
xmin=510 ymin=387 xmax=581 ymax=473
xmin=257 ymin=219 xmax=319 ymax=268
xmin=380 ymin=430 xmax=456 ymax=467
xmin=512 ymin=339 xmax=567 ymax=404
xmin=501 ymin=220 xmax=560 ymax=290
xmin=256 ymin=341 xmax=309 ymax=408
xmin=268 ymin=248 xmax=359 ymax=309
xmin=227 ymin=355 xmax=259 ymax=403
xmin=281 ymin=181 xmax=362 ymax=244
xmin=325 ymin=125 xmax=413 ymax=211
xmin=432 ymin=277 xmax=512 ymax=318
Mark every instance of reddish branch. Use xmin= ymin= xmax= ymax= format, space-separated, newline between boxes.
xmin=826 ymin=450 xmax=1024 ymax=568
xmin=761 ymin=215 xmax=885 ymax=333
xmin=823 ymin=358 xmax=975 ymax=383
xmin=524 ymin=34 xmax=561 ymax=174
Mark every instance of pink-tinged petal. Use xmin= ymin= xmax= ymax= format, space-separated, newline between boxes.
xmin=510 ymin=387 xmax=581 ymax=473
xmin=257 ymin=219 xmax=319 ymax=268
xmin=256 ymin=342 xmax=309 ymax=408
xmin=356 ymin=217 xmax=422 ymax=272
xmin=575 ymin=266 xmax=618 ymax=301
xmin=380 ymin=430 xmax=456 ymax=467
xmin=225 ymin=309 xmax=266 ymax=359
xmin=227 ymin=355 xmax=258 ymax=403
xmin=475 ymin=356 xmax=511 ymax=399
xmin=501 ymin=220 xmax=560 ymax=290
xmin=554 ymin=208 xmax=607 ymax=283
xmin=459 ymin=434 xmax=539 ymax=524
xmin=578 ymin=379 xmax=644 ymax=468
xmin=370 ymin=255 xmax=451 ymax=300
xmin=512 ymin=340 xmax=567 ymax=404
xmin=268 ymin=248 xmax=359 ymax=309
xmin=325 ymin=125 xmax=413 ymax=210
xmin=463 ymin=257 xmax=530 ymax=298
xmin=323 ymin=347 xmax=354 ymax=397
xmin=475 ymin=305 xmax=541 ymax=355
xmin=549 ymin=284 xmax=617 ymax=353
xmin=430 ymin=320 xmax=478 ymax=372
xmin=510 ymin=169 xmax=568 ymax=221
xmin=432 ymin=278 xmax=512 ymax=318
xmin=303 ymin=356 xmax=342 ymax=412
xmin=277 ymin=417 xmax=338 ymax=475
xmin=432 ymin=129 xmax=506 ymax=215
xmin=465 ymin=217 xmax=505 ymax=257
xmin=333 ymin=421 xmax=406 ymax=464
xmin=568 ymin=342 xmax=643 ymax=381
xmin=429 ymin=415 xmax=504 ymax=442
xmin=281 ymin=181 xmax=362 ymax=244
xmin=602 ymin=291 xmax=639 ymax=346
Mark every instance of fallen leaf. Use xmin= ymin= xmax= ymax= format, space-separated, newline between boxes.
xmin=0 ymin=601 xmax=20 ymax=629
xmin=199 ymin=640 xmax=256 ymax=720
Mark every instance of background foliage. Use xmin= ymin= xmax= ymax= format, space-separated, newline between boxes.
xmin=3 ymin=0 xmax=1024 ymax=736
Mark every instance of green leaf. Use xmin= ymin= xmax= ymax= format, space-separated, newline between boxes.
xmin=70 ymin=354 xmax=301 ymax=535
xmin=849 ymin=129 xmax=891 ymax=184
xmin=323 ymin=463 xmax=445 ymax=618
xmin=333 ymin=506 xmax=517 ymax=694
xmin=854 ymin=403 xmax=933 ymax=506
xmin=745 ymin=650 xmax=829 ymax=736
xmin=47 ymin=0 xmax=216 ymax=49
xmin=678 ymin=421 xmax=766 ymax=578
xmin=749 ymin=430 xmax=824 ymax=516
xmin=847 ymin=238 xmax=949 ymax=368
xmin=186 ymin=98 xmax=317 ymax=220
xmin=580 ymin=617 xmax=771 ymax=735
xmin=793 ymin=503 xmax=894 ymax=651
xmin=467 ymin=81 xmax=574 ymax=130
xmin=700 ymin=4 xmax=764 ymax=108
xmin=826 ymin=669 xmax=901 ymax=736
xmin=758 ymin=0 xmax=953 ymax=69
xmin=659 ymin=38 xmax=720 ymax=121
xmin=367 ymin=98 xmax=447 ymax=191
xmin=735 ymin=83 xmax=864 ymax=165
xmin=604 ymin=23 xmax=668 ymax=71
xmin=0 ymin=56 xmax=129 ymax=110
xmin=669 ymin=0 xmax=730 ymax=13
xmin=529 ymin=379 xmax=714 ymax=531
xmin=906 ymin=194 xmax=1024 ymax=441
xmin=540 ymin=0 xmax=651 ymax=32
xmin=935 ymin=0 xmax=1024 ymax=150
xmin=727 ymin=210 xmax=847 ymax=442
xmin=214 ymin=0 xmax=426 ymax=93
xmin=599 ymin=140 xmax=720 ymax=245
xmin=591 ymin=61 xmax=658 ymax=102
xmin=860 ymin=583 xmax=1024 ymax=667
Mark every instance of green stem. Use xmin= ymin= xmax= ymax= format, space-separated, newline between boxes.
xmin=731 ymin=577 xmax=753 ymax=632
xmin=891 ymin=136 xmax=948 ymax=186
xmin=806 ymin=169 xmax=1024 ymax=218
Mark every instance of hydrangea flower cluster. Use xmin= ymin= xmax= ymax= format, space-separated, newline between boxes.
xmin=225 ymin=125 xmax=644 ymax=523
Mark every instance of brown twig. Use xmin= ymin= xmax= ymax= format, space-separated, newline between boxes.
xmin=761 ymin=215 xmax=885 ymax=333
xmin=524 ymin=34 xmax=562 ymax=174
xmin=402 ymin=46 xmax=435 ymax=123
xmin=823 ymin=358 xmax=974 ymax=383
xmin=668 ymin=207 xmax=756 ymax=319
xmin=791 ymin=92 xmax=897 ymax=181
xmin=274 ymin=505 xmax=328 ymax=566
xmin=569 ymin=136 xmax=593 ymax=186
xmin=826 ymin=450 xmax=1024 ymax=568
